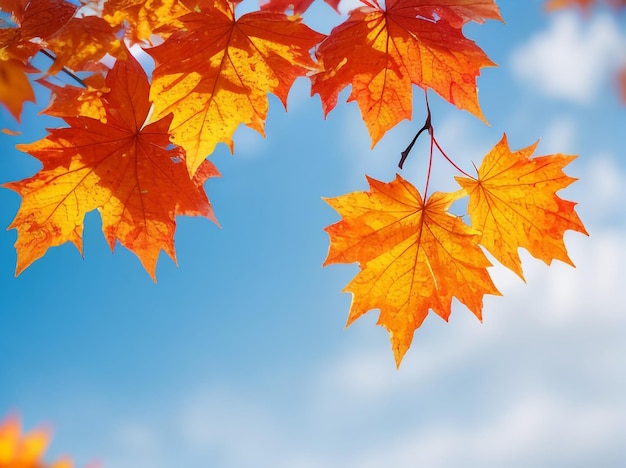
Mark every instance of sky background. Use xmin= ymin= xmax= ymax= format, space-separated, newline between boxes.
xmin=1 ymin=1 xmax=625 ymax=467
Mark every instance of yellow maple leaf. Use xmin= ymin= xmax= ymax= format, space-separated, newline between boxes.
xmin=455 ymin=134 xmax=588 ymax=279
xmin=103 ymin=0 xmax=190 ymax=42
xmin=324 ymin=175 xmax=500 ymax=366
xmin=147 ymin=0 xmax=324 ymax=175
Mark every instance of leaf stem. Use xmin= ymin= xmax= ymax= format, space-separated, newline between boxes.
xmin=39 ymin=49 xmax=87 ymax=88
xmin=431 ymin=136 xmax=474 ymax=179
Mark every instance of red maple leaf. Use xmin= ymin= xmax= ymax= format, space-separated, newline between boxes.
xmin=5 ymin=50 xmax=219 ymax=279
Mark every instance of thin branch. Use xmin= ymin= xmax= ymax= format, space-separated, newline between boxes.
xmin=399 ymin=94 xmax=431 ymax=169
xmin=39 ymin=49 xmax=87 ymax=88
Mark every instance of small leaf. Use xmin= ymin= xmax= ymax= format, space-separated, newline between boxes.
xmin=455 ymin=134 xmax=588 ymax=280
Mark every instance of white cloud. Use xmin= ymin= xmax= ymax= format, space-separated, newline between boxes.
xmin=510 ymin=12 xmax=626 ymax=103
xmin=338 ymin=392 xmax=626 ymax=468
xmin=178 ymin=388 xmax=284 ymax=467
xmin=538 ymin=117 xmax=578 ymax=154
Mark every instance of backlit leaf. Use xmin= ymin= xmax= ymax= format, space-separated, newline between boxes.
xmin=324 ymin=175 xmax=500 ymax=366
xmin=37 ymin=73 xmax=109 ymax=121
xmin=0 ymin=52 xmax=35 ymax=120
xmin=455 ymin=134 xmax=588 ymax=279
xmin=103 ymin=0 xmax=190 ymax=42
xmin=311 ymin=0 xmax=501 ymax=146
xmin=45 ymin=16 xmax=123 ymax=73
xmin=148 ymin=0 xmax=324 ymax=174
xmin=5 ymin=51 xmax=219 ymax=279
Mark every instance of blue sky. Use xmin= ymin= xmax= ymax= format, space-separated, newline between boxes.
xmin=1 ymin=1 xmax=625 ymax=467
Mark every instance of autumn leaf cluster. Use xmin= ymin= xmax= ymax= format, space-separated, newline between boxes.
xmin=1 ymin=0 xmax=588 ymax=363
xmin=0 ymin=0 xmax=506 ymax=274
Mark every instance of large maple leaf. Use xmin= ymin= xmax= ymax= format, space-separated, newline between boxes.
xmin=0 ymin=414 xmax=72 ymax=468
xmin=455 ymin=134 xmax=588 ymax=280
xmin=4 ymin=51 xmax=219 ymax=279
xmin=311 ymin=0 xmax=502 ymax=146
xmin=147 ymin=0 xmax=324 ymax=175
xmin=324 ymin=175 xmax=499 ymax=366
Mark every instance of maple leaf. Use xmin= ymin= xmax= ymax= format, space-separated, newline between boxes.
xmin=37 ymin=73 xmax=109 ymax=121
xmin=311 ymin=0 xmax=502 ymax=146
xmin=0 ymin=414 xmax=73 ymax=468
xmin=44 ymin=15 xmax=123 ymax=73
xmin=455 ymin=134 xmax=588 ymax=280
xmin=102 ymin=0 xmax=191 ymax=43
xmin=0 ymin=0 xmax=80 ymax=120
xmin=4 ymin=51 xmax=219 ymax=280
xmin=147 ymin=0 xmax=324 ymax=175
xmin=0 ymin=51 xmax=35 ymax=120
xmin=324 ymin=175 xmax=499 ymax=366
xmin=5 ymin=0 xmax=77 ymax=41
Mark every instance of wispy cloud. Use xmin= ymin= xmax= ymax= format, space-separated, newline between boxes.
xmin=510 ymin=12 xmax=625 ymax=103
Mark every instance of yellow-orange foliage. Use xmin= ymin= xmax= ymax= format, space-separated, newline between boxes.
xmin=5 ymin=52 xmax=218 ymax=280
xmin=312 ymin=0 xmax=502 ymax=145
xmin=0 ymin=414 xmax=72 ymax=468
xmin=324 ymin=176 xmax=500 ymax=366
xmin=148 ymin=0 xmax=324 ymax=174
xmin=324 ymin=135 xmax=586 ymax=365
xmin=1 ymin=0 xmax=589 ymax=363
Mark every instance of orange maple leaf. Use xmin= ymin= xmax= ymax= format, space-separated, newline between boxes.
xmin=455 ymin=134 xmax=588 ymax=280
xmin=147 ymin=0 xmax=324 ymax=175
xmin=0 ymin=52 xmax=35 ymax=120
xmin=44 ymin=15 xmax=123 ymax=73
xmin=5 ymin=52 xmax=219 ymax=279
xmin=311 ymin=0 xmax=502 ymax=146
xmin=0 ymin=0 xmax=76 ymax=120
xmin=0 ymin=414 xmax=72 ymax=468
xmin=36 ymin=73 xmax=109 ymax=121
xmin=102 ymin=0 xmax=190 ymax=43
xmin=4 ymin=0 xmax=77 ymax=41
xmin=324 ymin=175 xmax=499 ymax=366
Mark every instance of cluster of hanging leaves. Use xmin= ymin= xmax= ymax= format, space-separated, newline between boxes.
xmin=0 ymin=413 xmax=79 ymax=468
xmin=0 ymin=0 xmax=588 ymax=364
